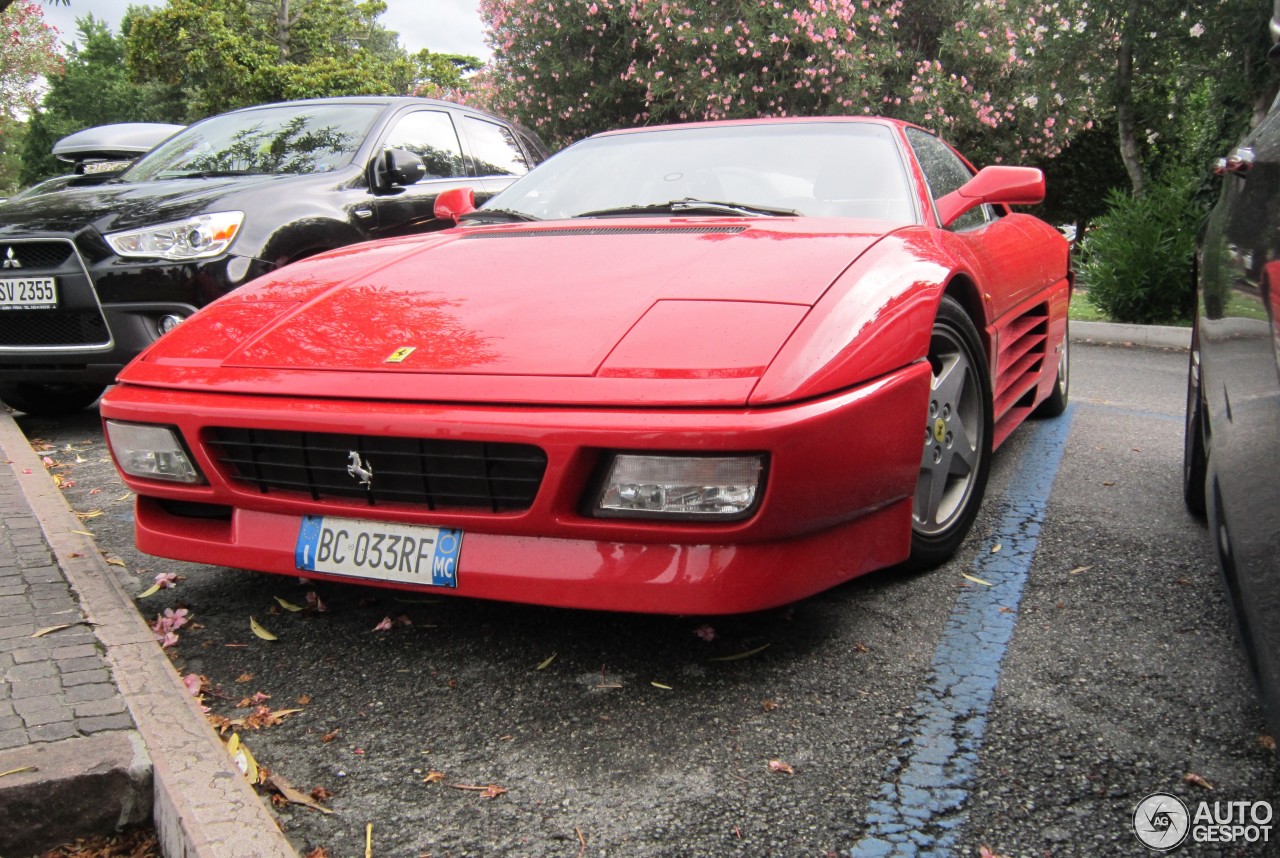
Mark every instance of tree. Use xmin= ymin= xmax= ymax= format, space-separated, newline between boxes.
xmin=18 ymin=15 xmax=184 ymax=186
xmin=125 ymin=0 xmax=417 ymax=121
xmin=0 ymin=0 xmax=62 ymax=192
xmin=0 ymin=0 xmax=61 ymax=122
xmin=471 ymin=0 xmax=1104 ymax=163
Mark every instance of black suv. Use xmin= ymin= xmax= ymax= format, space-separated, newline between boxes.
xmin=0 ymin=96 xmax=547 ymax=416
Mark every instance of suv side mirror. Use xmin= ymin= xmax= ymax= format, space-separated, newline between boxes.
xmin=935 ymin=166 xmax=1045 ymax=228
xmin=370 ymin=148 xmax=427 ymax=192
xmin=434 ymin=187 xmax=477 ymax=222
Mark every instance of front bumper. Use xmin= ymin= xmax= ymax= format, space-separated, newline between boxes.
xmin=0 ymin=236 xmax=270 ymax=384
xmin=102 ymin=361 xmax=930 ymax=614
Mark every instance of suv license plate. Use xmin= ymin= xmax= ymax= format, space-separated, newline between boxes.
xmin=0 ymin=276 xmax=57 ymax=310
xmin=295 ymin=515 xmax=461 ymax=588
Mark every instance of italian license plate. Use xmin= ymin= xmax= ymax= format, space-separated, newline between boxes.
xmin=295 ymin=515 xmax=461 ymax=588
xmin=0 ymin=276 xmax=57 ymax=310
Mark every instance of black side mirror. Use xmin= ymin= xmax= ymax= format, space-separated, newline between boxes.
xmin=370 ymin=148 xmax=427 ymax=192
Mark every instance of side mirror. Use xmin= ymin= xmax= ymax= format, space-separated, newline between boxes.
xmin=370 ymin=148 xmax=427 ymax=192
xmin=935 ymin=166 xmax=1045 ymax=228
xmin=434 ymin=187 xmax=477 ymax=222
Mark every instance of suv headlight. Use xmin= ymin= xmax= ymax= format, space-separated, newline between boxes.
xmin=106 ymin=211 xmax=244 ymax=261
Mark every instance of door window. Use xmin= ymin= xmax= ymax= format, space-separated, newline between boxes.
xmin=906 ymin=127 xmax=990 ymax=231
xmin=383 ymin=111 xmax=465 ymax=179
xmin=464 ymin=117 xmax=533 ymax=177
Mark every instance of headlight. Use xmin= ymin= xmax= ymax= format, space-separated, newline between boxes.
xmin=106 ymin=211 xmax=244 ymax=261
xmin=595 ymin=454 xmax=765 ymax=520
xmin=104 ymin=421 xmax=203 ymax=484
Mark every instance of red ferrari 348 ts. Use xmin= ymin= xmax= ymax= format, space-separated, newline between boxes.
xmin=101 ymin=117 xmax=1071 ymax=614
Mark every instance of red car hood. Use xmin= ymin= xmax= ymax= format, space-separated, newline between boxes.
xmin=133 ymin=219 xmax=891 ymax=405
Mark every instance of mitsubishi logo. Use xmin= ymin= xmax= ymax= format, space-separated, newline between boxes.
xmin=346 ymin=451 xmax=374 ymax=488
xmin=1 ymin=247 xmax=20 ymax=269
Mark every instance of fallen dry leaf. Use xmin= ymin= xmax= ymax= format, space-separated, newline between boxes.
xmin=75 ymin=509 xmax=104 ymax=520
xmin=709 ymin=643 xmax=771 ymax=662
xmin=321 ymin=729 xmax=341 ymax=743
xmin=1069 ymin=565 xmax=1092 ymax=575
xmin=853 ymin=641 xmax=870 ymax=654
xmin=304 ymin=849 xmax=330 ymax=858
xmin=32 ymin=621 xmax=94 ymax=638
xmin=265 ymin=771 xmax=333 ymax=814
xmin=235 ymin=672 xmax=254 ymax=683
xmin=298 ymin=694 xmax=313 ymax=706
xmin=422 ymin=770 xmax=446 ymax=783
xmin=991 ymin=544 xmax=1002 ymax=554
xmin=449 ymin=783 xmax=509 ymax=799
xmin=274 ymin=596 xmax=304 ymax=612
xmin=1184 ymin=772 xmax=1214 ymax=791
xmin=249 ymin=617 xmax=278 ymax=641
xmin=962 ymin=573 xmax=993 ymax=587
xmin=1260 ymin=734 xmax=1277 ymax=752
xmin=226 ymin=733 xmax=261 ymax=784
xmin=0 ymin=765 xmax=37 ymax=778
xmin=767 ymin=759 xmax=795 ymax=775
xmin=536 ymin=652 xmax=557 ymax=670
xmin=762 ymin=699 xmax=779 ymax=712
xmin=310 ymin=786 xmax=333 ymax=803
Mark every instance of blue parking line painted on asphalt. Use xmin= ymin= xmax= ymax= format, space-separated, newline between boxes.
xmin=848 ymin=405 xmax=1077 ymax=858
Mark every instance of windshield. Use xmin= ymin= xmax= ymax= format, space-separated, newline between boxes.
xmin=484 ymin=122 xmax=917 ymax=222
xmin=123 ymin=103 xmax=382 ymax=181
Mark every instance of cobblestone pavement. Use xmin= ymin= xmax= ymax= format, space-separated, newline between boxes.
xmin=0 ymin=412 xmax=294 ymax=858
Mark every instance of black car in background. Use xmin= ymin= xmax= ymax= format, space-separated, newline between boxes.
xmin=0 ymin=96 xmax=547 ymax=417
xmin=1184 ymin=9 xmax=1280 ymax=732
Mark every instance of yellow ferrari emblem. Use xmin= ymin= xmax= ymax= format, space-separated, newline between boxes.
xmin=385 ymin=347 xmax=416 ymax=364
xmin=933 ymin=418 xmax=947 ymax=443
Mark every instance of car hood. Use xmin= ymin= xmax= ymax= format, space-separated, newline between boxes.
xmin=0 ymin=173 xmax=315 ymax=237
xmin=129 ymin=219 xmax=894 ymax=406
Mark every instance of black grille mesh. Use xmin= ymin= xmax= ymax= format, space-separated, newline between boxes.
xmin=0 ymin=241 xmax=75 ymax=271
xmin=208 ymin=428 xmax=546 ymax=512
xmin=0 ymin=309 xmax=110 ymax=346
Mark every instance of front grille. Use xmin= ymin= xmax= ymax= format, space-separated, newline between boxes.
xmin=0 ymin=241 xmax=75 ymax=271
xmin=208 ymin=428 xmax=547 ymax=512
xmin=0 ymin=309 xmax=110 ymax=346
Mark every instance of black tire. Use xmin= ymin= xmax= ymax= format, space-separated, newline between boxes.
xmin=905 ymin=296 xmax=994 ymax=571
xmin=1183 ymin=336 xmax=1208 ymax=517
xmin=1032 ymin=319 xmax=1070 ymax=418
xmin=0 ymin=382 xmax=106 ymax=418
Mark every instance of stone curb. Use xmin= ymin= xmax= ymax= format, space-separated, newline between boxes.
xmin=1071 ymin=320 xmax=1191 ymax=350
xmin=0 ymin=413 xmax=295 ymax=858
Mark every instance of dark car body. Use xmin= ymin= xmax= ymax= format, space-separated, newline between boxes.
xmin=0 ymin=96 xmax=547 ymax=417
xmin=1185 ymin=46 xmax=1280 ymax=730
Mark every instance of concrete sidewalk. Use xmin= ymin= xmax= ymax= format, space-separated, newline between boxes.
xmin=0 ymin=414 xmax=294 ymax=858
xmin=0 ymin=320 xmax=1185 ymax=857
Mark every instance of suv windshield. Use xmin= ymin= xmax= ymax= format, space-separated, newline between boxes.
xmin=123 ymin=103 xmax=383 ymax=181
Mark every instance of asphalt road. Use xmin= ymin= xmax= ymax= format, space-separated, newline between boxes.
xmin=15 ymin=342 xmax=1280 ymax=858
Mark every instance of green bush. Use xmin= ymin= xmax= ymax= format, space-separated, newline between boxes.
xmin=1078 ymin=172 xmax=1200 ymax=325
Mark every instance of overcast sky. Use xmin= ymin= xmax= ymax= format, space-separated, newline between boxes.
xmin=39 ymin=0 xmax=491 ymax=60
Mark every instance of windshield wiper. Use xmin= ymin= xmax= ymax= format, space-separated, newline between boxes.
xmin=575 ymin=199 xmax=798 ymax=218
xmin=458 ymin=207 xmax=541 ymax=223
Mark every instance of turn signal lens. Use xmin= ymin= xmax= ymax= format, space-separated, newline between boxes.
xmin=104 ymin=420 xmax=203 ymax=484
xmin=596 ymin=454 xmax=764 ymax=520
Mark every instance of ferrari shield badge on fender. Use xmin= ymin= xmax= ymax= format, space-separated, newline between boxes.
xmin=385 ymin=346 xmax=416 ymax=363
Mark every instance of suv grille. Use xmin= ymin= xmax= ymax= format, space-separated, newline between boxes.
xmin=0 ymin=241 xmax=74 ymax=270
xmin=207 ymin=428 xmax=547 ymax=512
xmin=0 ymin=239 xmax=110 ymax=350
